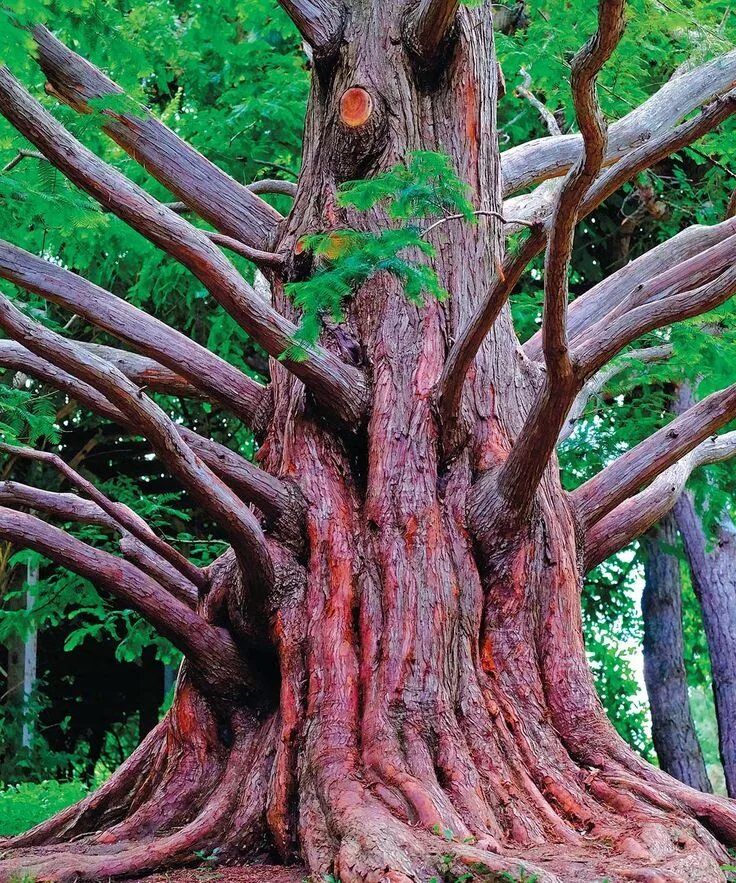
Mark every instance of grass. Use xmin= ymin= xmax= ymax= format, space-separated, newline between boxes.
xmin=0 ymin=780 xmax=87 ymax=837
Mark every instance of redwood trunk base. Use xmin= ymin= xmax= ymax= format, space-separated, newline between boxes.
xmin=2 ymin=631 xmax=735 ymax=882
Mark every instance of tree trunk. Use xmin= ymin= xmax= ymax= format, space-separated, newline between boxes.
xmin=676 ymin=492 xmax=736 ymax=799
xmin=641 ymin=512 xmax=712 ymax=792
xmin=3 ymin=6 xmax=736 ymax=883
xmin=2 ymin=559 xmax=38 ymax=762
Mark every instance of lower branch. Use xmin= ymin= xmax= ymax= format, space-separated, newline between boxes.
xmin=584 ymin=430 xmax=736 ymax=570
xmin=574 ymin=383 xmax=736 ymax=528
xmin=0 ymin=507 xmax=246 ymax=692
xmin=0 ymin=442 xmax=205 ymax=593
xmin=0 ymin=480 xmax=198 ymax=605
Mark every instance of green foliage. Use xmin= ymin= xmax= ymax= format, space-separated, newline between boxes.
xmin=284 ymin=151 xmax=473 ymax=356
xmin=0 ymin=779 xmax=87 ymax=837
xmin=0 ymin=386 xmax=59 ymax=446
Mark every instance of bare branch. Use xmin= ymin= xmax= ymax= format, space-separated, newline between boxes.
xmin=205 ymin=231 xmax=285 ymax=271
xmin=0 ymin=480 xmax=198 ymax=605
xmin=574 ymin=382 xmax=736 ymax=527
xmin=0 ymin=292 xmax=276 ymax=604
xmin=2 ymin=149 xmax=45 ymax=173
xmin=0 ymin=66 xmax=368 ymax=424
xmin=0 ymin=344 xmax=294 ymax=525
xmin=75 ymin=344 xmax=206 ymax=399
xmin=0 ymin=240 xmax=268 ymax=424
xmin=559 ymin=344 xmax=673 ymax=443
xmin=481 ymin=0 xmax=626 ymax=524
xmin=277 ymin=0 xmax=345 ymax=56
xmin=506 ymin=89 xmax=736 ymax=235
xmin=248 ymin=179 xmax=298 ymax=198
xmin=403 ymin=0 xmax=460 ymax=64
xmin=0 ymin=506 xmax=247 ymax=691
xmin=438 ymin=227 xmax=545 ymax=456
xmin=501 ymin=48 xmax=736 ymax=197
xmin=573 ymin=263 xmax=736 ymax=377
xmin=516 ymin=67 xmax=562 ymax=136
xmin=32 ymin=26 xmax=279 ymax=250
xmin=0 ymin=442 xmax=205 ymax=594
xmin=525 ymin=216 xmax=736 ymax=361
xmin=584 ymin=431 xmax=736 ymax=570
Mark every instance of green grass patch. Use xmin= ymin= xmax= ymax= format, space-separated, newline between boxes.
xmin=0 ymin=780 xmax=87 ymax=837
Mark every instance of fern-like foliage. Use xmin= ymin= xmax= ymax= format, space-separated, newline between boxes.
xmin=283 ymin=151 xmax=475 ymax=360
xmin=0 ymin=384 xmax=60 ymax=446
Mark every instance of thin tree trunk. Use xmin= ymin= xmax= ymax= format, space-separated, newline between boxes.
xmin=675 ymin=492 xmax=736 ymax=798
xmin=641 ymin=512 xmax=712 ymax=792
xmin=4 ymin=559 xmax=38 ymax=753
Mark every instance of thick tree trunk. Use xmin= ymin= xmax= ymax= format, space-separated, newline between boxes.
xmin=3 ymin=5 xmax=736 ymax=883
xmin=676 ymin=492 xmax=736 ymax=799
xmin=641 ymin=513 xmax=712 ymax=792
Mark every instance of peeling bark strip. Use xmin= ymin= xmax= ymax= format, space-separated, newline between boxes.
xmin=3 ymin=2 xmax=736 ymax=881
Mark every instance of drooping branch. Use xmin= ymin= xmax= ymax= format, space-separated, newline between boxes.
xmin=0 ymin=293 xmax=276 ymax=605
xmin=32 ymin=25 xmax=279 ymax=251
xmin=0 ymin=507 xmax=248 ymax=691
xmin=0 ymin=442 xmax=205 ymax=594
xmin=0 ymin=240 xmax=269 ymax=425
xmin=584 ymin=430 xmax=736 ymax=570
xmin=403 ymin=0 xmax=460 ymax=65
xmin=574 ymin=382 xmax=736 ymax=527
xmin=438 ymin=227 xmax=545 ymax=456
xmin=480 ymin=0 xmax=626 ymax=524
xmin=0 ymin=67 xmax=369 ymax=425
xmin=500 ymin=47 xmax=736 ymax=197
xmin=0 ymin=345 xmax=295 ymax=526
xmin=0 ymin=480 xmax=198 ymax=605
xmin=276 ymin=0 xmax=345 ymax=56
xmin=525 ymin=216 xmax=736 ymax=361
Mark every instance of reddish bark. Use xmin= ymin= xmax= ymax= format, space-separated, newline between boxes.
xmin=2 ymin=3 xmax=736 ymax=882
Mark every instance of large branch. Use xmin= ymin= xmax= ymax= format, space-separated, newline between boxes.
xmin=32 ymin=26 xmax=279 ymax=251
xmin=500 ymin=48 xmax=736 ymax=197
xmin=483 ymin=0 xmax=626 ymax=523
xmin=574 ymin=382 xmax=736 ymax=527
xmin=0 ymin=67 xmax=368 ymax=425
xmin=277 ymin=0 xmax=345 ymax=56
xmin=584 ymin=431 xmax=736 ymax=570
xmin=558 ymin=344 xmax=673 ymax=443
xmin=76 ymin=344 xmax=205 ymax=399
xmin=0 ymin=344 xmax=295 ymax=526
xmin=573 ymin=263 xmax=736 ymax=377
xmin=525 ymin=216 xmax=736 ymax=361
xmin=0 ymin=293 xmax=276 ymax=605
xmin=0 ymin=480 xmax=198 ymax=606
xmin=0 ymin=442 xmax=204 ymax=594
xmin=0 ymin=507 xmax=248 ymax=691
xmin=0 ymin=241 xmax=268 ymax=425
xmin=437 ymin=227 xmax=545 ymax=456
xmin=403 ymin=0 xmax=460 ymax=65
xmin=506 ymin=88 xmax=736 ymax=235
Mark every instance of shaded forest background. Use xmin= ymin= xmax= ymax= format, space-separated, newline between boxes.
xmin=1 ymin=0 xmax=735 ymax=833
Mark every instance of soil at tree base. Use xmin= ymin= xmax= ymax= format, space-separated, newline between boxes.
xmin=133 ymin=865 xmax=308 ymax=883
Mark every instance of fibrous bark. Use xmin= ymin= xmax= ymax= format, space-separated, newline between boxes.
xmin=676 ymin=495 xmax=736 ymax=799
xmin=2 ymin=3 xmax=736 ymax=882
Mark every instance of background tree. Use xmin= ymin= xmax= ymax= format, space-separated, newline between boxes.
xmin=1 ymin=1 xmax=736 ymax=882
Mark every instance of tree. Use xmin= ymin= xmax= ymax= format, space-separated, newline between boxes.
xmin=1 ymin=1 xmax=736 ymax=880
xmin=640 ymin=512 xmax=712 ymax=793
